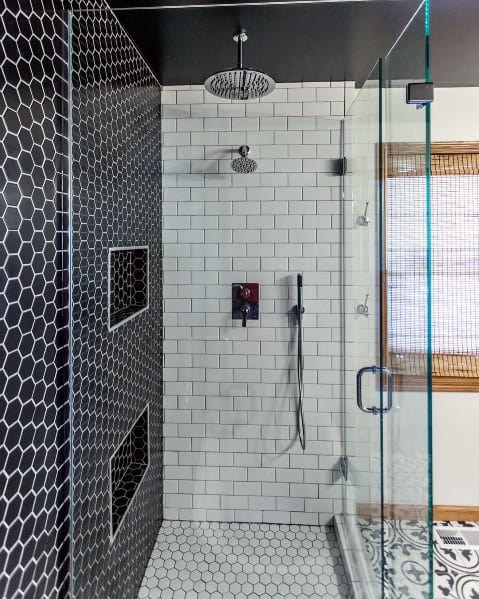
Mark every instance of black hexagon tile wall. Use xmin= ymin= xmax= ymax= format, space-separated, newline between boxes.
xmin=1 ymin=1 xmax=163 ymax=598
xmin=1 ymin=2 xmax=70 ymax=597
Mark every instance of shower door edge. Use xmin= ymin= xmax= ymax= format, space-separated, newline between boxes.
xmin=425 ymin=1 xmax=433 ymax=596
xmin=378 ymin=54 xmax=386 ymax=599
xmin=336 ymin=60 xmax=384 ymax=599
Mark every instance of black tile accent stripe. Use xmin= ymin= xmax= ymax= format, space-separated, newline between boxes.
xmin=70 ymin=5 xmax=163 ymax=599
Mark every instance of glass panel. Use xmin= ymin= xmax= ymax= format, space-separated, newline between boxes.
xmin=381 ymin=2 xmax=432 ymax=597
xmin=340 ymin=2 xmax=432 ymax=598
xmin=341 ymin=61 xmax=384 ymax=598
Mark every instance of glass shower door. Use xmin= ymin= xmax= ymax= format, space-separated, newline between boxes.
xmin=341 ymin=60 xmax=385 ymax=598
xmin=341 ymin=1 xmax=432 ymax=597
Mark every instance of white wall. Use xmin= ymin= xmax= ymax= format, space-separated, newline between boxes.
xmin=161 ymin=82 xmax=346 ymax=525
xmin=433 ymin=88 xmax=479 ymax=142
xmin=433 ymin=394 xmax=479 ymax=505
xmin=431 ymin=87 xmax=479 ymax=507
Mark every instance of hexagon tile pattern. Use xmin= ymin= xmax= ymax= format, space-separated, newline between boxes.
xmin=70 ymin=6 xmax=163 ymax=599
xmin=1 ymin=0 xmax=162 ymax=597
xmin=138 ymin=521 xmax=351 ymax=599
xmin=0 ymin=2 xmax=70 ymax=597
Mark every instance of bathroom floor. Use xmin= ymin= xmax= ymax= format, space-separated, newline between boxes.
xmin=358 ymin=518 xmax=479 ymax=599
xmin=138 ymin=520 xmax=351 ymax=599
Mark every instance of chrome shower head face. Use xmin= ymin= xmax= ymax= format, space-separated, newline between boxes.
xmin=204 ymin=30 xmax=276 ymax=101
xmin=231 ymin=145 xmax=257 ymax=174
xmin=205 ymin=68 xmax=276 ymax=101
xmin=231 ymin=156 xmax=258 ymax=174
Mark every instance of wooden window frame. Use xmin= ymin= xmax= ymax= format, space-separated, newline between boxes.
xmin=382 ymin=141 xmax=479 ymax=392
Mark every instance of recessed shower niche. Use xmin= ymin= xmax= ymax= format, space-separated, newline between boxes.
xmin=110 ymin=407 xmax=149 ymax=540
xmin=108 ymin=246 xmax=148 ymax=330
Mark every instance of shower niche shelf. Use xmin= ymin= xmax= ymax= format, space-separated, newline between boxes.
xmin=108 ymin=246 xmax=148 ymax=331
xmin=110 ymin=406 xmax=149 ymax=540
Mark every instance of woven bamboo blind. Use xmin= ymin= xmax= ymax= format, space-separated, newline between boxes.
xmin=384 ymin=143 xmax=479 ymax=391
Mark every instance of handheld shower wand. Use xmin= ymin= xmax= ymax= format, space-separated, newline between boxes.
xmin=296 ymin=274 xmax=306 ymax=450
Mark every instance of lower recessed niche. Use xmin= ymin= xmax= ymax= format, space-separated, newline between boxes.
xmin=110 ymin=406 xmax=149 ymax=540
xmin=108 ymin=246 xmax=148 ymax=330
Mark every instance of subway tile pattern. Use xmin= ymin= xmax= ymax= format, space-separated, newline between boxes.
xmin=71 ymin=7 xmax=163 ymax=599
xmin=162 ymin=83 xmax=346 ymax=526
xmin=138 ymin=520 xmax=351 ymax=599
xmin=0 ymin=2 xmax=70 ymax=597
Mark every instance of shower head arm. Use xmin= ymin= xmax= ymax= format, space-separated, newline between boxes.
xmin=233 ymin=30 xmax=247 ymax=69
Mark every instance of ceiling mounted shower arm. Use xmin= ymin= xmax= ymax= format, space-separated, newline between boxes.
xmin=233 ymin=30 xmax=247 ymax=69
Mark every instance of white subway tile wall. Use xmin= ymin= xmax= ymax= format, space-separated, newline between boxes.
xmin=162 ymin=82 xmax=346 ymax=526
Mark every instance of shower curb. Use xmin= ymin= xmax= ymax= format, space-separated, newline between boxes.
xmin=334 ymin=515 xmax=380 ymax=599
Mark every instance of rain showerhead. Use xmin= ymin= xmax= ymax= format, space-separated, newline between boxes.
xmin=231 ymin=146 xmax=257 ymax=174
xmin=204 ymin=31 xmax=276 ymax=101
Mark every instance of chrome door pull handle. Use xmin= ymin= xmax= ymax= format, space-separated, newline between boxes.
xmin=356 ymin=365 xmax=393 ymax=414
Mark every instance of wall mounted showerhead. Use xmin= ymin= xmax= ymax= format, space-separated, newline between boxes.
xmin=204 ymin=30 xmax=276 ymax=101
xmin=231 ymin=145 xmax=257 ymax=174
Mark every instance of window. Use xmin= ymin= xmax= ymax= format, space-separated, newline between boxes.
xmin=384 ymin=142 xmax=479 ymax=391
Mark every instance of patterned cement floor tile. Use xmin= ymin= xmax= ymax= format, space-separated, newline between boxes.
xmin=358 ymin=518 xmax=479 ymax=599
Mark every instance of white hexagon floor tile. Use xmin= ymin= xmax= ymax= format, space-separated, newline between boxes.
xmin=138 ymin=520 xmax=351 ymax=598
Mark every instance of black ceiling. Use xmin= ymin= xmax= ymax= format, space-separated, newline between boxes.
xmin=107 ymin=0 xmax=479 ymax=87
